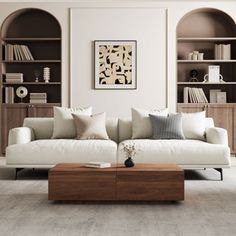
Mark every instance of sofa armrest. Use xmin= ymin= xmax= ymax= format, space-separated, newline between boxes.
xmin=206 ymin=127 xmax=228 ymax=146
xmin=8 ymin=127 xmax=35 ymax=146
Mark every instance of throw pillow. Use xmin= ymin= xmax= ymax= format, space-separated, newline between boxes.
xmin=149 ymin=113 xmax=185 ymax=139
xmin=72 ymin=112 xmax=109 ymax=140
xmin=181 ymin=111 xmax=206 ymax=140
xmin=52 ymin=106 xmax=92 ymax=139
xmin=131 ymin=108 xmax=168 ymax=139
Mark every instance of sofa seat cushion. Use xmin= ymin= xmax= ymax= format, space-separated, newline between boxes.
xmin=6 ymin=139 xmax=117 ymax=165
xmin=118 ymin=139 xmax=230 ymax=166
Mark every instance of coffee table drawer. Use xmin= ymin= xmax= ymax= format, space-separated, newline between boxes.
xmin=117 ymin=170 xmax=184 ymax=201
xmin=49 ymin=170 xmax=116 ymax=200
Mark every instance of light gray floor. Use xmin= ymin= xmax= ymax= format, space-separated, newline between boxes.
xmin=0 ymin=158 xmax=236 ymax=236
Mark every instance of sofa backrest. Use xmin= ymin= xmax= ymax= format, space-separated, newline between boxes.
xmin=23 ymin=117 xmax=119 ymax=142
xmin=118 ymin=117 xmax=215 ymax=142
xmin=23 ymin=117 xmax=214 ymax=143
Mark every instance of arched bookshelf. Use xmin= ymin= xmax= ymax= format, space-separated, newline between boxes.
xmin=176 ymin=8 xmax=236 ymax=153
xmin=0 ymin=8 xmax=61 ymax=153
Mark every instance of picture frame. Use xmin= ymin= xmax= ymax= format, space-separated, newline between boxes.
xmin=94 ymin=40 xmax=137 ymax=89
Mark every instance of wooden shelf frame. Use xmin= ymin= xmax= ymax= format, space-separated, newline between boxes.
xmin=177 ymin=37 xmax=236 ymax=41
xmin=2 ymin=60 xmax=61 ymax=63
xmin=177 ymin=60 xmax=236 ymax=63
xmin=2 ymin=38 xmax=61 ymax=41
xmin=177 ymin=82 xmax=236 ymax=85
xmin=2 ymin=82 xmax=61 ymax=85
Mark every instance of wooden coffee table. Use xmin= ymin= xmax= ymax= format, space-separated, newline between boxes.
xmin=48 ymin=164 xmax=184 ymax=201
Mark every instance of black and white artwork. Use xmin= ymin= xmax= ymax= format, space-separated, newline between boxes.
xmin=94 ymin=40 xmax=137 ymax=89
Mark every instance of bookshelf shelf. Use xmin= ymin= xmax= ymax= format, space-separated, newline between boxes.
xmin=178 ymin=60 xmax=236 ymax=63
xmin=177 ymin=82 xmax=236 ymax=85
xmin=2 ymin=82 xmax=61 ymax=85
xmin=0 ymin=8 xmax=62 ymax=154
xmin=2 ymin=38 xmax=61 ymax=41
xmin=2 ymin=60 xmax=61 ymax=63
xmin=177 ymin=37 xmax=236 ymax=41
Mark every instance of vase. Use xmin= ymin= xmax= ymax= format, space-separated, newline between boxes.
xmin=124 ymin=157 xmax=134 ymax=167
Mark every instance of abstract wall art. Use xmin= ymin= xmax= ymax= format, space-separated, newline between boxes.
xmin=94 ymin=40 xmax=137 ymax=89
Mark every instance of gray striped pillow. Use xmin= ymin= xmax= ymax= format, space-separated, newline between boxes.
xmin=149 ymin=113 xmax=185 ymax=139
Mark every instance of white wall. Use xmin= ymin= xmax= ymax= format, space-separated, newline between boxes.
xmin=71 ymin=7 xmax=167 ymax=117
xmin=0 ymin=1 xmax=235 ymax=117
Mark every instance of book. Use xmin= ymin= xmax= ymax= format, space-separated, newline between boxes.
xmin=84 ymin=162 xmax=111 ymax=168
xmin=214 ymin=44 xmax=231 ymax=60
xmin=216 ymin=92 xmax=227 ymax=103
xmin=5 ymin=87 xmax=14 ymax=104
xmin=183 ymin=87 xmax=189 ymax=103
xmin=210 ymin=89 xmax=221 ymax=103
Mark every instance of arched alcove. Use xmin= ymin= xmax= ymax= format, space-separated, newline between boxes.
xmin=1 ymin=8 xmax=61 ymax=38
xmin=176 ymin=8 xmax=236 ymax=153
xmin=0 ymin=8 xmax=62 ymax=153
xmin=177 ymin=8 xmax=236 ymax=38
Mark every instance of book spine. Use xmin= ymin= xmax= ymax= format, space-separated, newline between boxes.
xmin=25 ymin=46 xmax=34 ymax=60
xmin=183 ymin=87 xmax=189 ymax=103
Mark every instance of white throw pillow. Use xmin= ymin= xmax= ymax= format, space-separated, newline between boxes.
xmin=131 ymin=108 xmax=168 ymax=139
xmin=181 ymin=111 xmax=206 ymax=140
xmin=52 ymin=106 xmax=92 ymax=139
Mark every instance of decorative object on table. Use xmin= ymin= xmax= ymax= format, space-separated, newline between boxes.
xmin=216 ymin=92 xmax=227 ymax=103
xmin=34 ymin=70 xmax=41 ymax=82
xmin=209 ymin=89 xmax=221 ymax=103
xmin=84 ymin=162 xmax=111 ymax=169
xmin=186 ymin=51 xmax=204 ymax=60
xmin=121 ymin=141 xmax=138 ymax=167
xmin=5 ymin=73 xmax=23 ymax=83
xmin=214 ymin=44 xmax=231 ymax=60
xmin=30 ymin=93 xmax=47 ymax=104
xmin=43 ymin=67 xmax=50 ymax=83
xmin=5 ymin=87 xmax=14 ymax=104
xmin=94 ymin=40 xmax=137 ymax=89
xmin=16 ymin=86 xmax=28 ymax=103
xmin=203 ymin=65 xmax=224 ymax=83
xmin=189 ymin=69 xmax=198 ymax=82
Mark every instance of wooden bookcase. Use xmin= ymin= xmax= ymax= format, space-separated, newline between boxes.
xmin=176 ymin=9 xmax=236 ymax=153
xmin=0 ymin=8 xmax=61 ymax=153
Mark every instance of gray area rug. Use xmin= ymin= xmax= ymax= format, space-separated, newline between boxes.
xmin=0 ymin=158 xmax=236 ymax=236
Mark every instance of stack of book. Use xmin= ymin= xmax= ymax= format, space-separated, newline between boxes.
xmin=214 ymin=44 xmax=231 ymax=60
xmin=183 ymin=87 xmax=208 ymax=103
xmin=5 ymin=73 xmax=23 ymax=83
xmin=85 ymin=162 xmax=111 ymax=168
xmin=5 ymin=87 xmax=14 ymax=104
xmin=30 ymin=93 xmax=47 ymax=104
xmin=4 ymin=44 xmax=34 ymax=61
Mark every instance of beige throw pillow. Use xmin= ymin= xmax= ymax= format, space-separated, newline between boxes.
xmin=72 ymin=112 xmax=109 ymax=140
xmin=52 ymin=106 xmax=92 ymax=139
xmin=132 ymin=108 xmax=168 ymax=139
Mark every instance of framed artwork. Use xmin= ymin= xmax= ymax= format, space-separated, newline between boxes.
xmin=94 ymin=40 xmax=137 ymax=89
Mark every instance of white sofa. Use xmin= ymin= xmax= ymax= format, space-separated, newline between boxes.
xmin=6 ymin=117 xmax=231 ymax=179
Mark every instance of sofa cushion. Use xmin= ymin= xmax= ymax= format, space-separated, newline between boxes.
xmin=149 ymin=113 xmax=185 ymax=139
xmin=6 ymin=139 xmax=117 ymax=165
xmin=117 ymin=139 xmax=230 ymax=166
xmin=52 ymin=106 xmax=92 ymax=139
xmin=72 ymin=112 xmax=109 ymax=140
xmin=182 ymin=111 xmax=206 ymax=140
xmin=131 ymin=108 xmax=168 ymax=139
